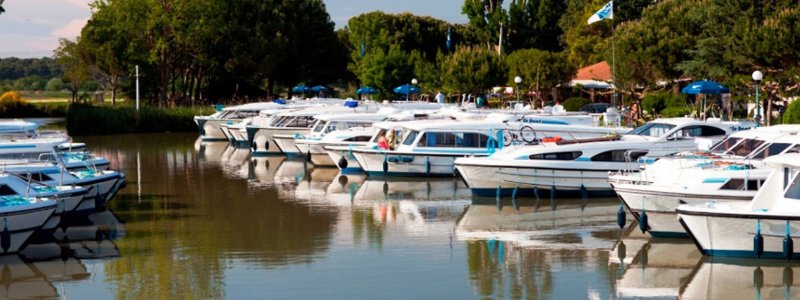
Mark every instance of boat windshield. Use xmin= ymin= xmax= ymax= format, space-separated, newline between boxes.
xmin=726 ymin=139 xmax=765 ymax=156
xmin=312 ymin=121 xmax=327 ymax=133
xmin=710 ymin=137 xmax=741 ymax=154
xmin=403 ymin=130 xmax=419 ymax=145
xmin=748 ymin=143 xmax=792 ymax=159
xmin=327 ymin=121 xmax=373 ymax=133
xmin=371 ymin=129 xmax=387 ymax=143
xmin=628 ymin=123 xmax=676 ymax=138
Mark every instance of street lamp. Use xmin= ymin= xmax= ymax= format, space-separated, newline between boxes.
xmin=752 ymin=70 xmax=763 ymax=126
xmin=514 ymin=76 xmax=522 ymax=104
xmin=409 ymin=78 xmax=418 ymax=101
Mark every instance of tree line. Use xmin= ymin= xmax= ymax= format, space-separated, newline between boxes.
xmin=11 ymin=0 xmax=800 ymax=115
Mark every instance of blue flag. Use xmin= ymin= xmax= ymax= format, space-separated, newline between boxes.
xmin=587 ymin=1 xmax=613 ymax=24
xmin=360 ymin=40 xmax=366 ymax=57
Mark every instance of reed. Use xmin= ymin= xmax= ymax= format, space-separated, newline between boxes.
xmin=66 ymin=103 xmax=214 ymax=135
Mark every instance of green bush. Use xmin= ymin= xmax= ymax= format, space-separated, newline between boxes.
xmin=66 ymin=103 xmax=215 ymax=135
xmin=641 ymin=92 xmax=686 ymax=115
xmin=783 ymin=100 xmax=800 ymax=124
xmin=0 ymin=92 xmax=68 ymax=117
xmin=562 ymin=97 xmax=591 ymax=111
xmin=660 ymin=106 xmax=691 ymax=118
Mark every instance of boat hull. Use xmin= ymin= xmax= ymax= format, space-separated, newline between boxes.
xmin=0 ymin=201 xmax=57 ymax=254
xmin=353 ymin=150 xmax=484 ymax=177
xmin=325 ymin=147 xmax=362 ymax=174
xmin=456 ymin=163 xmax=619 ymax=196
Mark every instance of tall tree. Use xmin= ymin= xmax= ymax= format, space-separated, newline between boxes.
xmin=441 ymin=46 xmax=506 ymax=94
xmin=54 ymin=38 xmax=90 ymax=102
xmin=507 ymin=0 xmax=566 ymax=52
xmin=462 ymin=0 xmax=507 ymax=52
xmin=506 ymin=49 xmax=575 ymax=101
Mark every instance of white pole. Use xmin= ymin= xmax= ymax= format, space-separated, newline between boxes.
xmin=135 ymin=65 xmax=140 ymax=111
xmin=498 ymin=22 xmax=503 ymax=55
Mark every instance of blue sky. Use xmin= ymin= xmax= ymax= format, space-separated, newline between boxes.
xmin=0 ymin=0 xmax=468 ymax=58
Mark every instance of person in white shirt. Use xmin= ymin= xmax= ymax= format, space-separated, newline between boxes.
xmin=552 ymin=100 xmax=566 ymax=115
xmin=435 ymin=91 xmax=445 ymax=104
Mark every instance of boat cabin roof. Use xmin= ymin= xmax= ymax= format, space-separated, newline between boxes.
xmin=223 ymin=102 xmax=283 ymax=111
xmin=315 ymin=113 xmax=390 ymax=122
xmin=402 ymin=120 xmax=508 ymax=132
xmin=764 ymin=153 xmax=800 ymax=168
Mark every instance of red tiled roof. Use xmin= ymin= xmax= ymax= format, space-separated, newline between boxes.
xmin=574 ymin=61 xmax=612 ymax=81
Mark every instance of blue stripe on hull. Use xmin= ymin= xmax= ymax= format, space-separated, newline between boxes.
xmin=284 ymin=153 xmax=303 ymax=159
xmin=703 ymin=249 xmax=799 ymax=259
xmin=200 ymin=137 xmax=228 ymax=142
xmin=251 ymin=151 xmax=285 ymax=157
xmin=340 ymin=168 xmax=364 ymax=175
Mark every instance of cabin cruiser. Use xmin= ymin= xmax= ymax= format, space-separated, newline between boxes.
xmin=223 ymin=103 xmax=322 ymax=146
xmin=293 ymin=113 xmax=390 ymax=166
xmin=194 ymin=101 xmax=291 ymax=141
xmin=677 ymin=153 xmax=800 ymax=259
xmin=0 ymin=175 xmax=63 ymax=254
xmin=612 ymin=126 xmax=800 ymax=237
xmin=455 ymin=118 xmax=751 ymax=197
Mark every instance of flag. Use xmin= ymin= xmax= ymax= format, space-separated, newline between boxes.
xmin=360 ymin=40 xmax=366 ymax=57
xmin=587 ymin=1 xmax=613 ymax=24
xmin=446 ymin=27 xmax=452 ymax=51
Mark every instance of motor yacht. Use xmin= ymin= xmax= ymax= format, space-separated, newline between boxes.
xmin=612 ymin=126 xmax=800 ymax=237
xmin=455 ymin=118 xmax=751 ymax=197
xmin=0 ymin=175 xmax=61 ymax=254
xmin=194 ymin=101 xmax=288 ymax=141
xmin=677 ymin=153 xmax=800 ymax=259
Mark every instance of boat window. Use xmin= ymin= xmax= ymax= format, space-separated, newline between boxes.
xmin=418 ymin=132 xmax=458 ymax=148
xmin=26 ymin=172 xmax=52 ymax=182
xmin=784 ymin=172 xmax=800 ymax=200
xmin=710 ymin=137 xmax=741 ymax=154
xmin=628 ymin=123 xmax=676 ymax=138
xmin=529 ymin=151 xmax=582 ymax=160
xmin=459 ymin=133 xmax=490 ymax=148
xmin=727 ymin=139 xmax=765 ymax=156
xmin=749 ymin=143 xmax=791 ymax=159
xmin=0 ymin=185 xmax=16 ymax=196
xmin=783 ymin=144 xmax=800 ymax=154
xmin=590 ymin=150 xmax=629 ymax=162
xmin=668 ymin=126 xmax=727 ymax=140
xmin=327 ymin=121 xmax=373 ymax=133
xmin=720 ymin=179 xmax=764 ymax=191
xmin=344 ymin=136 xmax=372 ymax=142
xmin=312 ymin=121 xmax=327 ymax=133
xmin=371 ymin=129 xmax=387 ymax=143
xmin=403 ymin=131 xmax=419 ymax=146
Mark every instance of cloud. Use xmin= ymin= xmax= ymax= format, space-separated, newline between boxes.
xmin=0 ymin=34 xmax=58 ymax=57
xmin=50 ymin=18 xmax=88 ymax=40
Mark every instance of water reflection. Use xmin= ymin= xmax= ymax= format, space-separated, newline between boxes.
xmin=682 ymin=259 xmax=800 ymax=299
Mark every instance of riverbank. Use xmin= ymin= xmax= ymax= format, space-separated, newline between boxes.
xmin=66 ymin=104 xmax=213 ymax=135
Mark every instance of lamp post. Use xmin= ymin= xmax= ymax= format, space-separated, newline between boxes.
xmin=752 ymin=70 xmax=763 ymax=126
xmin=514 ymin=76 xmax=522 ymax=104
xmin=409 ymin=78 xmax=418 ymax=101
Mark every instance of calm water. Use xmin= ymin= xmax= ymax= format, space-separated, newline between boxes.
xmin=6 ymin=132 xmax=800 ymax=299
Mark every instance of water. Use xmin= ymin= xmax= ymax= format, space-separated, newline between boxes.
xmin=7 ymin=132 xmax=800 ymax=299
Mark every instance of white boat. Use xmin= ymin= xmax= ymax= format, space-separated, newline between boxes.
xmin=677 ymin=153 xmax=800 ymax=259
xmin=194 ymin=101 xmax=289 ymax=141
xmin=0 ymin=176 xmax=61 ymax=254
xmin=613 ymin=126 xmax=800 ymax=237
xmin=293 ymin=113 xmax=390 ymax=166
xmin=456 ymin=118 xmax=749 ymax=197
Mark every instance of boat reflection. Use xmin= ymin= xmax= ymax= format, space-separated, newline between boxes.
xmin=681 ymin=258 xmax=800 ymax=299
xmin=457 ymin=197 xmax=619 ymax=250
xmin=194 ymin=138 xmax=229 ymax=165
xmin=219 ymin=145 xmax=253 ymax=180
xmin=0 ymin=209 xmax=123 ymax=299
xmin=245 ymin=156 xmax=287 ymax=188
xmin=609 ymin=224 xmax=703 ymax=299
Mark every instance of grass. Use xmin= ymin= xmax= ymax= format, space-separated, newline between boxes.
xmin=66 ymin=103 xmax=215 ymax=136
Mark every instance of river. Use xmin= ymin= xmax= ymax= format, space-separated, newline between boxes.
xmin=6 ymin=132 xmax=799 ymax=299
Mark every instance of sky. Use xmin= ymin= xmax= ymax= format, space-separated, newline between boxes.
xmin=0 ymin=0 xmax=468 ymax=58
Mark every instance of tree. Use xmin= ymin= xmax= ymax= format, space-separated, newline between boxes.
xmin=506 ymin=49 xmax=574 ymax=102
xmin=507 ymin=0 xmax=566 ymax=52
xmin=45 ymin=77 xmax=64 ymax=91
xmin=0 ymin=0 xmax=5 ymax=16
xmin=462 ymin=0 xmax=507 ymax=52
xmin=54 ymin=38 xmax=90 ymax=102
xmin=80 ymin=0 xmax=131 ymax=105
xmin=441 ymin=46 xmax=506 ymax=95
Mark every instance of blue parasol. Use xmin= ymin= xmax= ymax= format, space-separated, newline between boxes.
xmin=356 ymin=86 xmax=379 ymax=95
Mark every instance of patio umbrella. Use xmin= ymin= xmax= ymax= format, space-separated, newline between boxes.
xmin=356 ymin=86 xmax=379 ymax=95
xmin=393 ymin=84 xmax=420 ymax=100
xmin=681 ymin=80 xmax=730 ymax=120
xmin=310 ymin=85 xmax=330 ymax=97
xmin=292 ymin=85 xmax=311 ymax=98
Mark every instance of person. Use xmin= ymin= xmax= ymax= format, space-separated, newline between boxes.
xmin=552 ymin=100 xmax=565 ymax=115
xmin=630 ymin=102 xmax=642 ymax=126
xmin=378 ymin=133 xmax=389 ymax=150
xmin=386 ymin=129 xmax=396 ymax=150
xmin=436 ymin=91 xmax=445 ymax=104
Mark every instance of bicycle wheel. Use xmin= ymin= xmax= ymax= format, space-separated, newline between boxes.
xmin=502 ymin=131 xmax=514 ymax=146
xmin=520 ymin=126 xmax=537 ymax=143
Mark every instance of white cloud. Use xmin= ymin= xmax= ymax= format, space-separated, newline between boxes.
xmin=50 ymin=18 xmax=88 ymax=40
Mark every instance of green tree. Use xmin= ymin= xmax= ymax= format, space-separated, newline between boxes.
xmin=507 ymin=0 xmax=566 ymax=52
xmin=462 ymin=0 xmax=507 ymax=52
xmin=54 ymin=38 xmax=90 ymax=102
xmin=0 ymin=0 xmax=5 ymax=16
xmin=441 ymin=46 xmax=506 ymax=94
xmin=45 ymin=77 xmax=64 ymax=91
xmin=506 ymin=49 xmax=575 ymax=102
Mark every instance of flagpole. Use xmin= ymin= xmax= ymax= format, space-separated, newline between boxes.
xmin=611 ymin=7 xmax=616 ymax=110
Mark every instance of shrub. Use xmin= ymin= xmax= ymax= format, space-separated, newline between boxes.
xmin=66 ymin=103 xmax=215 ymax=135
xmin=784 ymin=100 xmax=800 ymax=124
xmin=562 ymin=97 xmax=591 ymax=111
xmin=660 ymin=106 xmax=691 ymax=118
xmin=641 ymin=92 xmax=686 ymax=115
